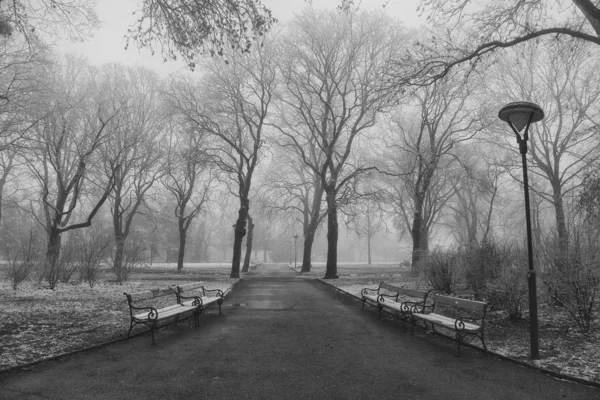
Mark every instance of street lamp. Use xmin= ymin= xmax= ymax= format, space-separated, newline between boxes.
xmin=293 ymin=234 xmax=299 ymax=269
xmin=498 ymin=101 xmax=544 ymax=360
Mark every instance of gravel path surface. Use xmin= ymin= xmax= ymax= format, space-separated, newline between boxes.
xmin=0 ymin=264 xmax=598 ymax=399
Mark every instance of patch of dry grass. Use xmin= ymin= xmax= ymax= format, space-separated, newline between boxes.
xmin=0 ymin=264 xmax=236 ymax=371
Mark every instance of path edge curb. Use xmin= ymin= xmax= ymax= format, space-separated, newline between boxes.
xmin=316 ymin=278 xmax=600 ymax=390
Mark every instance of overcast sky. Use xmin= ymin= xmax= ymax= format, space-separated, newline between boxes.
xmin=57 ymin=0 xmax=425 ymax=75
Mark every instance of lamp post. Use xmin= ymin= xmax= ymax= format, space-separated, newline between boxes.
xmin=293 ymin=234 xmax=299 ymax=269
xmin=498 ymin=101 xmax=544 ymax=360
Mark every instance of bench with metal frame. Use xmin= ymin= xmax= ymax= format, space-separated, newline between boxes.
xmin=124 ymin=286 xmax=201 ymax=345
xmin=410 ymin=294 xmax=487 ymax=356
xmin=175 ymin=282 xmax=224 ymax=315
xmin=361 ymin=282 xmax=430 ymax=331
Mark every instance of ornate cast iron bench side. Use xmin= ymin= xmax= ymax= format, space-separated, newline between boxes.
xmin=175 ymin=282 xmax=224 ymax=314
xmin=410 ymin=294 xmax=487 ymax=356
xmin=124 ymin=287 xmax=201 ymax=345
xmin=361 ymin=282 xmax=397 ymax=310
xmin=376 ymin=286 xmax=430 ymax=332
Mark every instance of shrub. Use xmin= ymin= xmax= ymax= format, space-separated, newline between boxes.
xmin=78 ymin=231 xmax=112 ymax=288
xmin=461 ymin=240 xmax=504 ymax=301
xmin=540 ymin=226 xmax=600 ymax=333
xmin=6 ymin=241 xmax=41 ymax=290
xmin=111 ymin=239 xmax=146 ymax=284
xmin=421 ymin=248 xmax=461 ymax=294
xmin=486 ymin=247 xmax=528 ymax=320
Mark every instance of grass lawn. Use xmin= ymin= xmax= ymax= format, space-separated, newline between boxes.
xmin=0 ymin=263 xmax=236 ymax=370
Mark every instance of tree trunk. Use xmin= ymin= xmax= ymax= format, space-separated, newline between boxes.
xmin=410 ymin=197 xmax=424 ymax=276
xmin=367 ymin=233 xmax=372 ymax=265
xmin=242 ymin=215 xmax=254 ymax=273
xmin=177 ymin=221 xmax=186 ymax=271
xmin=300 ymin=228 xmax=316 ymax=273
xmin=44 ymin=228 xmax=62 ymax=289
xmin=231 ymin=198 xmax=249 ymax=278
xmin=114 ymin=236 xmax=125 ymax=272
xmin=324 ymin=190 xmax=338 ymax=279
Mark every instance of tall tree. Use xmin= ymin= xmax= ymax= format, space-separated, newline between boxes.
xmin=99 ymin=64 xmax=165 ymax=275
xmin=27 ymin=56 xmax=119 ymax=279
xmin=275 ymin=9 xmax=404 ymax=279
xmin=491 ymin=39 xmax=600 ymax=242
xmin=260 ymin=151 xmax=326 ymax=273
xmin=167 ymin=40 xmax=276 ymax=278
xmin=163 ymin=123 xmax=215 ymax=270
xmin=382 ymin=71 xmax=485 ymax=274
xmin=127 ymin=0 xmax=276 ymax=69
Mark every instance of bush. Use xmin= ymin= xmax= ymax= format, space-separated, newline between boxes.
xmin=5 ymin=241 xmax=41 ymax=290
xmin=461 ymin=240 xmax=504 ymax=301
xmin=420 ymin=248 xmax=461 ymax=294
xmin=111 ymin=239 xmax=146 ymax=284
xmin=78 ymin=230 xmax=112 ymax=288
xmin=486 ymin=247 xmax=528 ymax=319
xmin=540 ymin=227 xmax=600 ymax=333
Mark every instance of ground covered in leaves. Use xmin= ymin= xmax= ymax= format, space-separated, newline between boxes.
xmin=0 ymin=265 xmax=236 ymax=370
xmin=306 ymin=264 xmax=600 ymax=385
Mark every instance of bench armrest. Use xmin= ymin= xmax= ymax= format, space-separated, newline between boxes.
xmin=407 ymin=302 xmax=431 ymax=314
xmin=130 ymin=305 xmax=159 ymax=321
xmin=203 ymin=288 xmax=224 ymax=298
xmin=361 ymin=287 xmax=379 ymax=297
xmin=454 ymin=316 xmax=485 ymax=330
xmin=178 ymin=295 xmax=203 ymax=307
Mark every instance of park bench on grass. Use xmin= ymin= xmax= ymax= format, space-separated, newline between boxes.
xmin=249 ymin=260 xmax=263 ymax=270
xmin=410 ymin=294 xmax=487 ymax=356
xmin=175 ymin=282 xmax=224 ymax=315
xmin=124 ymin=286 xmax=201 ymax=345
xmin=361 ymin=283 xmax=430 ymax=331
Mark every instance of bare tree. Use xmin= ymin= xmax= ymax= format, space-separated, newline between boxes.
xmin=382 ymin=71 xmax=485 ymax=274
xmin=0 ymin=0 xmax=98 ymax=44
xmin=163 ymin=123 xmax=215 ymax=270
xmin=126 ymin=0 xmax=275 ymax=69
xmin=99 ymin=64 xmax=166 ymax=276
xmin=166 ymin=40 xmax=276 ymax=278
xmin=260 ymin=150 xmax=326 ymax=272
xmin=390 ymin=0 xmax=600 ymax=85
xmin=491 ymin=38 xmax=600 ymax=243
xmin=275 ymin=9 xmax=404 ymax=279
xmin=27 ymin=56 xmax=119 ymax=284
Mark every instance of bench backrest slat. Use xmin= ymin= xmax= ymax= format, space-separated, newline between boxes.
xmin=379 ymin=283 xmax=428 ymax=299
xmin=127 ymin=287 xmax=176 ymax=302
xmin=432 ymin=294 xmax=487 ymax=312
xmin=177 ymin=282 xmax=205 ymax=294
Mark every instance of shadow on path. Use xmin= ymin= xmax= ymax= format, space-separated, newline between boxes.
xmin=0 ymin=263 xmax=598 ymax=399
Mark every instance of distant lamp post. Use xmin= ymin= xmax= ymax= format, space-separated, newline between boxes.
xmin=293 ymin=234 xmax=299 ymax=269
xmin=498 ymin=101 xmax=544 ymax=360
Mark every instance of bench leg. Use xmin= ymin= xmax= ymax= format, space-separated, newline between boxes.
xmin=150 ymin=322 xmax=157 ymax=345
xmin=455 ymin=332 xmax=464 ymax=357
xmin=377 ymin=305 xmax=383 ymax=319
xmin=127 ymin=320 xmax=134 ymax=340
xmin=218 ymin=300 xmax=222 ymax=315
xmin=361 ymin=298 xmax=366 ymax=310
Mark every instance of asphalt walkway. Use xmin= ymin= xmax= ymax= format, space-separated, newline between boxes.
xmin=0 ymin=263 xmax=598 ymax=399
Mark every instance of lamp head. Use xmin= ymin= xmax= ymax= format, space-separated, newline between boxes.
xmin=498 ymin=102 xmax=544 ymax=133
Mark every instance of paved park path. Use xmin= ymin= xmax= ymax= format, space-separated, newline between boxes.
xmin=0 ymin=263 xmax=598 ymax=399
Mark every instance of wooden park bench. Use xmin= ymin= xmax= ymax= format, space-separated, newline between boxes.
xmin=124 ymin=286 xmax=201 ymax=345
xmin=410 ymin=294 xmax=488 ymax=356
xmin=361 ymin=282 xmax=430 ymax=331
xmin=175 ymin=282 xmax=225 ymax=315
